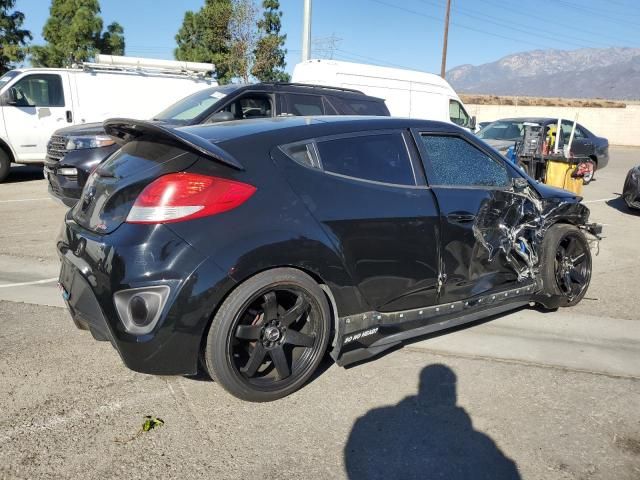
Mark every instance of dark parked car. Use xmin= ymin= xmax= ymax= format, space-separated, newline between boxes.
xmin=45 ymin=83 xmax=390 ymax=206
xmin=623 ymin=165 xmax=640 ymax=210
xmin=477 ymin=117 xmax=609 ymax=179
xmin=57 ymin=116 xmax=601 ymax=402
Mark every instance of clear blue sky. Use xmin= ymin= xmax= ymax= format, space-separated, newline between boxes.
xmin=17 ymin=0 xmax=640 ymax=75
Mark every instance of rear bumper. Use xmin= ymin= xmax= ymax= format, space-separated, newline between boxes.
xmin=57 ymin=215 xmax=236 ymax=375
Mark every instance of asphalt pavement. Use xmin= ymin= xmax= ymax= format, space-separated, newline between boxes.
xmin=0 ymin=155 xmax=639 ymax=479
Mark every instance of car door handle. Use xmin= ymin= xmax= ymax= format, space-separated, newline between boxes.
xmin=447 ymin=212 xmax=476 ymax=223
xmin=66 ymin=110 xmax=73 ymax=123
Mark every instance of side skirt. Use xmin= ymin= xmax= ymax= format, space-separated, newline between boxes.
xmin=332 ymin=283 xmax=536 ymax=367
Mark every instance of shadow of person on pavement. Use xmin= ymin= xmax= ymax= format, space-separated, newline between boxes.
xmin=344 ymin=364 xmax=521 ymax=480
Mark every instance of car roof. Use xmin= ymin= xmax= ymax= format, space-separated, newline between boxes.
xmin=493 ymin=117 xmax=578 ymax=124
xmin=232 ymin=82 xmax=384 ymax=101
xmin=178 ymin=116 xmax=459 ymax=144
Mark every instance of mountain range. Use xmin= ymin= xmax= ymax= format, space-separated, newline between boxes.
xmin=447 ymin=47 xmax=640 ymax=100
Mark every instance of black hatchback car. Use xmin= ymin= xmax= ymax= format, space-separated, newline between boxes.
xmin=45 ymin=83 xmax=389 ymax=206
xmin=57 ymin=116 xmax=601 ymax=401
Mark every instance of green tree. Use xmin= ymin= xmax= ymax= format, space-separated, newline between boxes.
xmin=175 ymin=0 xmax=232 ymax=84
xmin=0 ymin=0 xmax=32 ymax=74
xmin=31 ymin=0 xmax=125 ymax=67
xmin=228 ymin=0 xmax=259 ymax=83
xmin=251 ymin=0 xmax=288 ymax=82
xmin=97 ymin=21 xmax=125 ymax=56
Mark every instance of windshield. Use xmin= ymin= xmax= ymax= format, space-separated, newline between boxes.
xmin=0 ymin=71 xmax=20 ymax=91
xmin=477 ymin=121 xmax=525 ymax=141
xmin=153 ymin=85 xmax=242 ymax=124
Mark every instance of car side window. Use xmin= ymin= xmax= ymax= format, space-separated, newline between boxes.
xmin=420 ymin=134 xmax=510 ymax=187
xmin=10 ymin=74 xmax=64 ymax=107
xmin=222 ymin=95 xmax=272 ymax=120
xmin=561 ymin=121 xmax=587 ymax=141
xmin=449 ymin=100 xmax=470 ymax=128
xmin=316 ymin=133 xmax=415 ymax=186
xmin=329 ymin=97 xmax=388 ymax=116
xmin=286 ymin=94 xmax=325 ymax=116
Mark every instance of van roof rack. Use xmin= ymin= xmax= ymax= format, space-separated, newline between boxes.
xmin=259 ymin=82 xmax=364 ymax=95
xmin=81 ymin=55 xmax=215 ymax=78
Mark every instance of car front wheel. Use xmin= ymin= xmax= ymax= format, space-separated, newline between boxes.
xmin=204 ymin=268 xmax=331 ymax=402
xmin=539 ymin=224 xmax=592 ymax=307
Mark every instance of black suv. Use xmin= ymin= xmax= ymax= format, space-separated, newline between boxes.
xmin=45 ymin=83 xmax=389 ymax=206
xmin=58 ymin=116 xmax=601 ymax=402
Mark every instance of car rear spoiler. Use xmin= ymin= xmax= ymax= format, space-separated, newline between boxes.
xmin=103 ymin=118 xmax=244 ymax=171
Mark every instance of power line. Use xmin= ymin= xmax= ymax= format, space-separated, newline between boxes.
xmin=546 ymin=0 xmax=640 ymax=30
xmin=418 ymin=0 xmax=611 ymax=49
xmin=367 ymin=0 xmax=566 ymax=50
xmin=478 ymin=0 xmax=634 ymax=46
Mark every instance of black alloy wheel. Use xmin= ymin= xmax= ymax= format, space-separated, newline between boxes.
xmin=205 ymin=268 xmax=331 ymax=402
xmin=554 ymin=232 xmax=591 ymax=300
xmin=232 ymin=289 xmax=318 ymax=382
xmin=538 ymin=224 xmax=592 ymax=308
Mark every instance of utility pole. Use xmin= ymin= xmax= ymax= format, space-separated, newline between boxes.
xmin=302 ymin=0 xmax=312 ymax=62
xmin=440 ymin=0 xmax=451 ymax=78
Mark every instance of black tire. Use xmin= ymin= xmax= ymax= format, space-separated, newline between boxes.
xmin=204 ymin=268 xmax=331 ymax=402
xmin=0 ymin=149 xmax=10 ymax=183
xmin=539 ymin=224 xmax=592 ymax=307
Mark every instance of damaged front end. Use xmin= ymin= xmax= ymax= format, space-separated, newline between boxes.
xmin=472 ymin=178 xmax=601 ymax=298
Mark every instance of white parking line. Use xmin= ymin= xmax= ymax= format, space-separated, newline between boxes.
xmin=583 ymin=197 xmax=617 ymax=204
xmin=0 ymin=277 xmax=58 ymax=288
xmin=0 ymin=197 xmax=51 ymax=204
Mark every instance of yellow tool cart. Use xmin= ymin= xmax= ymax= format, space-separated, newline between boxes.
xmin=513 ymin=120 xmax=593 ymax=195
xmin=544 ymin=154 xmax=586 ymax=195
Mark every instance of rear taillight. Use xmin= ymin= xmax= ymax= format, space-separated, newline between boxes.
xmin=126 ymin=173 xmax=256 ymax=224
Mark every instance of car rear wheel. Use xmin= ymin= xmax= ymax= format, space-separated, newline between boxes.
xmin=204 ymin=268 xmax=331 ymax=402
xmin=539 ymin=224 xmax=592 ymax=307
xmin=0 ymin=150 xmax=10 ymax=183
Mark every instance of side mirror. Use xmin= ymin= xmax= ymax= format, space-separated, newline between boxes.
xmin=6 ymin=87 xmax=18 ymax=105
xmin=469 ymin=115 xmax=477 ymax=131
xmin=208 ymin=111 xmax=235 ymax=123
xmin=512 ymin=177 xmax=528 ymax=192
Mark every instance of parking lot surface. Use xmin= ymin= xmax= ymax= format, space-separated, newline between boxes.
xmin=1 ymin=153 xmax=639 ymax=479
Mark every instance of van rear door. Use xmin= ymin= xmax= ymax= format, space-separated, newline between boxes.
xmin=2 ymin=71 xmax=73 ymax=163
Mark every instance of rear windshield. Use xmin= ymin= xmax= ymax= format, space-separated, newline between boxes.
xmin=153 ymin=85 xmax=242 ymax=124
xmin=477 ymin=121 xmax=525 ymax=141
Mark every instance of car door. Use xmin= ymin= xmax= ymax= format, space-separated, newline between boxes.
xmin=413 ymin=130 xmax=535 ymax=304
xmin=276 ymin=129 xmax=441 ymax=313
xmin=561 ymin=120 xmax=594 ymax=157
xmin=2 ymin=73 xmax=73 ymax=162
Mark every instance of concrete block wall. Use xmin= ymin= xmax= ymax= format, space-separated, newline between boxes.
xmin=467 ymin=104 xmax=640 ymax=146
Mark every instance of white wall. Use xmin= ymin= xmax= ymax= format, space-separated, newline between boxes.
xmin=467 ymin=104 xmax=640 ymax=146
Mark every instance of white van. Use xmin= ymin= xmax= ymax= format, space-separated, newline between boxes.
xmin=292 ymin=59 xmax=475 ymax=130
xmin=0 ymin=55 xmax=216 ymax=180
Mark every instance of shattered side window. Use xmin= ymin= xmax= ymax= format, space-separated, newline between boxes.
xmin=420 ymin=135 xmax=510 ymax=187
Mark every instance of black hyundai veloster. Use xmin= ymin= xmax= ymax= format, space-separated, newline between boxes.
xmin=57 ymin=116 xmax=601 ymax=401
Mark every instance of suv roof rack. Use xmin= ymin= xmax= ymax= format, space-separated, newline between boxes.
xmin=258 ymin=82 xmax=365 ymax=95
